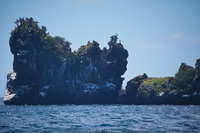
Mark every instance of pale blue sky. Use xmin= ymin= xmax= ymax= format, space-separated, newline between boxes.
xmin=0 ymin=0 xmax=200 ymax=97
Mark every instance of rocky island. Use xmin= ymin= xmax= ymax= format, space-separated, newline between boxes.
xmin=121 ymin=59 xmax=200 ymax=105
xmin=3 ymin=17 xmax=200 ymax=105
xmin=4 ymin=17 xmax=128 ymax=105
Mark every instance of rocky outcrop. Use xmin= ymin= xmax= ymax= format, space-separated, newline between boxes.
xmin=126 ymin=73 xmax=148 ymax=97
xmin=3 ymin=18 xmax=128 ymax=105
xmin=192 ymin=59 xmax=200 ymax=91
xmin=124 ymin=59 xmax=200 ymax=105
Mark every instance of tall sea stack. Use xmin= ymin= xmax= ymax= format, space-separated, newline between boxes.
xmin=3 ymin=17 xmax=128 ymax=105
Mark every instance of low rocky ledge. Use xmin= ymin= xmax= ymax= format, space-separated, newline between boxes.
xmin=122 ymin=60 xmax=200 ymax=105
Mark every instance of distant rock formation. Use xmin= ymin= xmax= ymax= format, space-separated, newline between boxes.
xmin=123 ymin=59 xmax=200 ymax=105
xmin=3 ymin=17 xmax=128 ymax=105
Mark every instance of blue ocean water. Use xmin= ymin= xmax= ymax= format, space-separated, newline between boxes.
xmin=0 ymin=98 xmax=200 ymax=132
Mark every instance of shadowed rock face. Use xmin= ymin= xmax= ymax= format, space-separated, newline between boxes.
xmin=4 ymin=17 xmax=128 ymax=105
xmin=193 ymin=59 xmax=200 ymax=90
xmin=126 ymin=73 xmax=148 ymax=97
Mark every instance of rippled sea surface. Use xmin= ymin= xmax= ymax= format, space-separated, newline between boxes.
xmin=0 ymin=98 xmax=200 ymax=132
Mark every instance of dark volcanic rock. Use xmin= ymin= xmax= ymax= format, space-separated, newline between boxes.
xmin=126 ymin=73 xmax=148 ymax=97
xmin=192 ymin=58 xmax=200 ymax=91
xmin=3 ymin=18 xmax=128 ymax=105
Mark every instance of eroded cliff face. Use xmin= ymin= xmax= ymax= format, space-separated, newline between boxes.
xmin=4 ymin=18 xmax=128 ymax=105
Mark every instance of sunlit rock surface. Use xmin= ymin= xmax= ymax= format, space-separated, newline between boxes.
xmin=124 ymin=60 xmax=200 ymax=105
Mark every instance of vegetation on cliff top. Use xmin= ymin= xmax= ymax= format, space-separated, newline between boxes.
xmin=10 ymin=17 xmax=72 ymax=62
xmin=169 ymin=63 xmax=196 ymax=91
xmin=141 ymin=77 xmax=171 ymax=94
xmin=139 ymin=62 xmax=197 ymax=94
